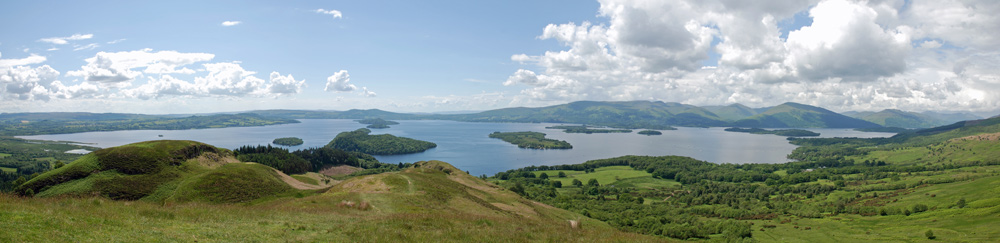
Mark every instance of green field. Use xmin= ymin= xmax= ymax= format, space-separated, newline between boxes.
xmin=0 ymin=167 xmax=15 ymax=173
xmin=534 ymin=166 xmax=678 ymax=189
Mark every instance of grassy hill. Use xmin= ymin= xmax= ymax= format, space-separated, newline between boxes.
xmin=1 ymin=158 xmax=659 ymax=242
xmin=14 ymin=140 xmax=304 ymax=204
xmin=734 ymin=102 xmax=881 ymax=128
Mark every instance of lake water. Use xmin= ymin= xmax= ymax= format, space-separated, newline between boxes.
xmin=17 ymin=119 xmax=895 ymax=176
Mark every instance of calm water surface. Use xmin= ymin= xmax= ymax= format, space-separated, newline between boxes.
xmin=18 ymin=119 xmax=894 ymax=175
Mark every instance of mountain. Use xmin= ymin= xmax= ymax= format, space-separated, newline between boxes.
xmin=921 ymin=111 xmax=983 ymax=124
xmin=703 ymin=103 xmax=758 ymax=121
xmin=446 ymin=100 xmax=728 ymax=129
xmin=851 ymin=109 xmax=946 ymax=128
xmin=733 ymin=102 xmax=882 ymax=128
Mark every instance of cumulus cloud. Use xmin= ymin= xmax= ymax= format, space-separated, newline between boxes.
xmin=221 ymin=21 xmax=241 ymax=26
xmin=38 ymin=34 xmax=93 ymax=45
xmin=124 ymin=63 xmax=307 ymax=99
xmin=67 ymin=49 xmax=215 ymax=83
xmin=0 ymin=52 xmax=47 ymax=68
xmin=361 ymin=87 xmax=376 ymax=97
xmin=315 ymin=8 xmax=343 ymax=18
xmin=325 ymin=70 xmax=356 ymax=92
xmin=1 ymin=65 xmax=100 ymax=101
xmin=504 ymin=0 xmax=1000 ymax=112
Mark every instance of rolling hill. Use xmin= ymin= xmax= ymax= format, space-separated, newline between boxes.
xmin=734 ymin=102 xmax=882 ymax=128
xmin=446 ymin=100 xmax=727 ymax=129
xmin=703 ymin=103 xmax=758 ymax=121
xmin=3 ymin=141 xmax=657 ymax=241
xmin=846 ymin=109 xmax=947 ymax=128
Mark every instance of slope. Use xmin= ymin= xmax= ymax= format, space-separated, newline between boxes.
xmin=0 ymin=160 xmax=662 ymax=242
xmin=734 ymin=102 xmax=881 ymax=128
xmin=15 ymin=140 xmax=303 ymax=204
xmin=703 ymin=103 xmax=758 ymax=121
xmin=854 ymin=109 xmax=946 ymax=128
xmin=448 ymin=100 xmax=727 ymax=129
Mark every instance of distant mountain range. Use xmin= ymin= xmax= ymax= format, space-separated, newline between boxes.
xmin=3 ymin=101 xmax=986 ymax=130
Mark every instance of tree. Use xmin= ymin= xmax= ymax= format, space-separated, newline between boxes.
xmin=558 ymin=171 xmax=567 ymax=178
xmin=925 ymin=229 xmax=935 ymax=239
xmin=587 ymin=178 xmax=600 ymax=187
xmin=539 ymin=173 xmax=549 ymax=179
xmin=52 ymin=160 xmax=65 ymax=169
xmin=510 ymin=183 xmax=525 ymax=196
xmin=551 ymin=180 xmax=562 ymax=188
xmin=572 ymin=179 xmax=583 ymax=187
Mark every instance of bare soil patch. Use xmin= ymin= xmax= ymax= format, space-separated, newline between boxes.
xmin=320 ymin=165 xmax=363 ymax=177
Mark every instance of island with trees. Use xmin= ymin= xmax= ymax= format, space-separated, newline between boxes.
xmin=489 ymin=131 xmax=572 ymax=149
xmin=272 ymin=137 xmax=304 ymax=146
xmin=637 ymin=130 xmax=662 ymax=135
xmin=545 ymin=125 xmax=632 ymax=134
xmin=357 ymin=118 xmax=400 ymax=129
xmin=326 ymin=128 xmax=436 ymax=155
xmin=724 ymin=127 xmax=820 ymax=137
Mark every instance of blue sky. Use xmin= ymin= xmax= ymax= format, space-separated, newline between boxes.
xmin=2 ymin=0 xmax=998 ymax=115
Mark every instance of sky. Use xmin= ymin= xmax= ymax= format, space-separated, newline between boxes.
xmin=1 ymin=0 xmax=998 ymax=115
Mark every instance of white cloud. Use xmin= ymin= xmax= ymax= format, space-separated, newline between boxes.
xmin=222 ymin=21 xmax=241 ymax=26
xmin=47 ymin=48 xmax=59 ymax=51
xmin=38 ymin=34 xmax=93 ymax=45
xmin=361 ymin=87 xmax=376 ymax=97
xmin=267 ymin=72 xmax=306 ymax=95
xmin=0 ymin=65 xmax=100 ymax=101
xmin=324 ymin=70 xmax=356 ymax=92
xmin=106 ymin=39 xmax=126 ymax=44
xmin=503 ymin=0 xmax=1000 ymax=112
xmin=0 ymin=52 xmax=47 ymax=69
xmin=315 ymin=8 xmax=343 ymax=18
xmin=124 ymin=63 xmax=308 ymax=99
xmin=67 ymin=49 xmax=215 ymax=83
xmin=73 ymin=43 xmax=100 ymax=51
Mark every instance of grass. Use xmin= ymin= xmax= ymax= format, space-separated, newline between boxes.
xmin=0 ymin=167 xmax=15 ymax=173
xmin=0 ymin=160 xmax=664 ymax=242
xmin=291 ymin=174 xmax=320 ymax=185
xmin=535 ymin=166 xmax=665 ymax=187
xmin=0 ymin=153 xmax=10 ymax=158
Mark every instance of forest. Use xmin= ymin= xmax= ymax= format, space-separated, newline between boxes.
xmin=326 ymin=128 xmax=437 ymax=155
xmin=489 ymin=131 xmax=572 ymax=149
xmin=234 ymin=145 xmax=405 ymax=175
xmin=637 ymin=130 xmax=662 ymax=135
xmin=724 ymin=127 xmax=820 ymax=137
xmin=545 ymin=125 xmax=633 ymax=134
xmin=272 ymin=137 xmax=304 ymax=146
xmin=357 ymin=118 xmax=399 ymax=129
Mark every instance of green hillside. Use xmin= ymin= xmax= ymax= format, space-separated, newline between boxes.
xmin=0 ymin=159 xmax=659 ymax=242
xmin=14 ymin=140 xmax=302 ymax=203
xmin=703 ymin=103 xmax=758 ymax=121
xmin=734 ymin=102 xmax=881 ymax=128
xmin=853 ymin=109 xmax=946 ymax=128
xmin=492 ymin=116 xmax=1000 ymax=241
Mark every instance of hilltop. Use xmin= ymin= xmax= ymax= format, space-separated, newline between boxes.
xmin=734 ymin=102 xmax=881 ymax=128
xmin=845 ymin=109 xmax=947 ymax=128
xmin=1 ymin=143 xmax=658 ymax=241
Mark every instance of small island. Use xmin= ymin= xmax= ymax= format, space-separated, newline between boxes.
xmin=327 ymin=128 xmax=436 ymax=155
xmin=637 ymin=130 xmax=662 ymax=135
xmin=854 ymin=127 xmax=911 ymax=133
xmin=724 ymin=127 xmax=820 ymax=137
xmin=545 ymin=125 xmax=632 ymax=134
xmin=272 ymin=137 xmax=304 ymax=146
xmin=357 ymin=118 xmax=400 ymax=129
xmin=489 ymin=131 xmax=572 ymax=149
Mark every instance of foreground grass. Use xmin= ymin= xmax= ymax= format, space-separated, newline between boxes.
xmin=1 ymin=161 xmax=665 ymax=242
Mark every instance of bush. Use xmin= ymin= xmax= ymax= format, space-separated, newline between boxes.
xmin=925 ymin=229 xmax=935 ymax=239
